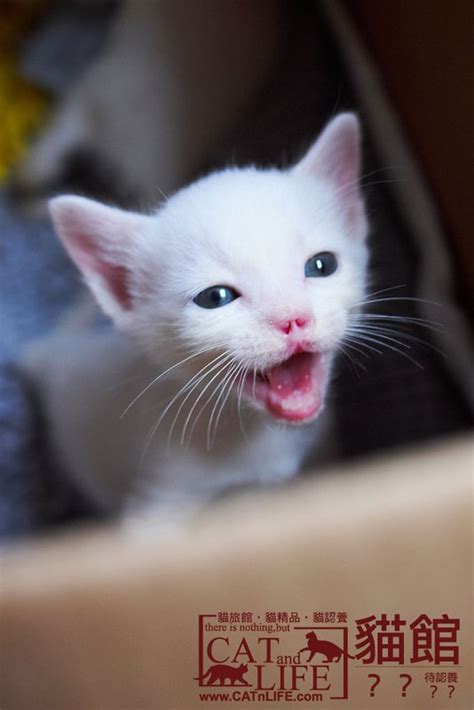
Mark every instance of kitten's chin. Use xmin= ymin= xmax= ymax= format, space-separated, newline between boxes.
xmin=244 ymin=351 xmax=327 ymax=424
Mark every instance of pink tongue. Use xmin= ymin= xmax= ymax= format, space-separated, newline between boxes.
xmin=267 ymin=352 xmax=315 ymax=398
xmin=256 ymin=352 xmax=323 ymax=421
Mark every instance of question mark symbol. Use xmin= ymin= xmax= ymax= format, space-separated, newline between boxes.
xmin=430 ymin=685 xmax=438 ymax=698
xmin=368 ymin=673 xmax=381 ymax=697
xmin=400 ymin=673 xmax=412 ymax=697
xmin=448 ymin=685 xmax=455 ymax=698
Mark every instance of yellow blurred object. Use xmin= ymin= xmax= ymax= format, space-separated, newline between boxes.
xmin=0 ymin=59 xmax=49 ymax=183
xmin=0 ymin=1 xmax=51 ymax=183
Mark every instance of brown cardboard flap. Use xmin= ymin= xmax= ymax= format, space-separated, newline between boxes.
xmin=2 ymin=436 xmax=472 ymax=709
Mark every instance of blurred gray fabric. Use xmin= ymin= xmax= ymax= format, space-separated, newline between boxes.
xmin=0 ymin=3 xmax=117 ymax=538
xmin=0 ymin=193 xmax=91 ymax=538
xmin=21 ymin=1 xmax=117 ymax=94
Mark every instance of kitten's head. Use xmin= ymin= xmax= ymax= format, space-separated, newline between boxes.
xmin=50 ymin=113 xmax=368 ymax=425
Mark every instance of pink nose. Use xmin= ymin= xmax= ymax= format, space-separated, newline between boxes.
xmin=275 ymin=316 xmax=311 ymax=335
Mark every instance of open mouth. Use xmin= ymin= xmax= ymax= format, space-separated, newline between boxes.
xmin=244 ymin=351 xmax=326 ymax=423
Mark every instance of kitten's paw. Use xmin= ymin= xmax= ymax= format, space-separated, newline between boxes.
xmin=122 ymin=495 xmax=209 ymax=543
xmin=122 ymin=509 xmax=192 ymax=543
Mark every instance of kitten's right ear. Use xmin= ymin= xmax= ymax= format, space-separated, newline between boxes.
xmin=294 ymin=113 xmax=367 ymax=237
xmin=49 ymin=195 xmax=152 ymax=326
xmin=295 ymin=113 xmax=361 ymax=188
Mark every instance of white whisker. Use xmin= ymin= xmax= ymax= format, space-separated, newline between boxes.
xmin=354 ymin=313 xmax=444 ymax=331
xmin=344 ymin=332 xmax=424 ymax=369
xmin=336 ymin=343 xmax=366 ymax=376
xmin=165 ymin=353 xmax=233 ymax=448
xmin=348 ymin=323 xmax=444 ymax=356
xmin=236 ymin=364 xmax=250 ymax=440
xmin=178 ymin=356 xmax=236 ymax=446
xmin=342 ymin=338 xmax=374 ymax=358
xmin=141 ymin=350 xmax=231 ymax=460
xmin=349 ymin=295 xmax=442 ymax=309
xmin=346 ymin=326 xmax=412 ymax=350
xmin=121 ymin=344 xmax=223 ymax=418
xmin=206 ymin=361 xmax=243 ymax=450
xmin=210 ymin=363 xmax=246 ymax=450
xmin=185 ymin=360 xmax=249 ymax=447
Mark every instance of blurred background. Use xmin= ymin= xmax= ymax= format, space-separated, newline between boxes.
xmin=0 ymin=0 xmax=472 ymax=539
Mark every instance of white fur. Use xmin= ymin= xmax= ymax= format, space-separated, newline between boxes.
xmin=23 ymin=114 xmax=369 ymax=523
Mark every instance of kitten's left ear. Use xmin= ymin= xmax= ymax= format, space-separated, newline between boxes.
xmin=294 ymin=113 xmax=367 ymax=236
xmin=49 ymin=195 xmax=153 ymax=327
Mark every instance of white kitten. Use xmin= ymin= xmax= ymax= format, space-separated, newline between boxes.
xmin=23 ymin=114 xmax=369 ymax=523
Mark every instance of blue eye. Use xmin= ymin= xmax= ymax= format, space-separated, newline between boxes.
xmin=305 ymin=252 xmax=338 ymax=278
xmin=193 ymin=285 xmax=240 ymax=309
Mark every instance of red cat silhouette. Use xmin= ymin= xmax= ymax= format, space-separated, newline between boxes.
xmin=195 ymin=663 xmax=250 ymax=686
xmin=299 ymin=632 xmax=355 ymax=663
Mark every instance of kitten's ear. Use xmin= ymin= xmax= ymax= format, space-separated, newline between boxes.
xmin=49 ymin=195 xmax=151 ymax=325
xmin=295 ymin=113 xmax=366 ymax=236
xmin=295 ymin=112 xmax=361 ymax=186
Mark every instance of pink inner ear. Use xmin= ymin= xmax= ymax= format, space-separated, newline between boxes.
xmin=298 ymin=115 xmax=361 ymax=194
xmin=331 ymin=138 xmax=359 ymax=189
xmin=68 ymin=232 xmax=133 ymax=311
xmin=96 ymin=262 xmax=133 ymax=310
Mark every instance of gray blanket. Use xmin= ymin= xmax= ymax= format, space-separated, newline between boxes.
xmin=0 ymin=194 xmax=99 ymax=537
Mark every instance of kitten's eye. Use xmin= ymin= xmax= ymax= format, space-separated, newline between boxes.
xmin=193 ymin=285 xmax=240 ymax=309
xmin=305 ymin=251 xmax=338 ymax=278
